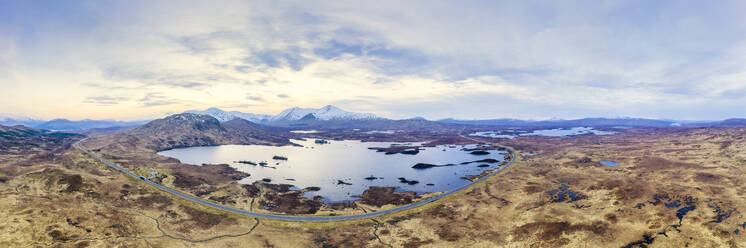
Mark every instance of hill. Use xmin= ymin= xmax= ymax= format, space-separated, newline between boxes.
xmin=0 ymin=125 xmax=83 ymax=154
xmin=698 ymin=118 xmax=746 ymax=127
xmin=90 ymin=113 xmax=291 ymax=152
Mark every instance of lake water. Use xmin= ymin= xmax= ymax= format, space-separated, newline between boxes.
xmin=600 ymin=160 xmax=619 ymax=167
xmin=289 ymin=130 xmax=323 ymax=134
xmin=470 ymin=127 xmax=616 ymax=139
xmin=158 ymin=139 xmax=507 ymax=203
xmin=363 ymin=130 xmax=399 ymax=134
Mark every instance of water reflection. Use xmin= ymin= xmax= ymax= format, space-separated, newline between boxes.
xmin=158 ymin=139 xmax=507 ymax=202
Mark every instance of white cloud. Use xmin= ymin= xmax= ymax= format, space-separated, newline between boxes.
xmin=2 ymin=0 xmax=746 ymax=120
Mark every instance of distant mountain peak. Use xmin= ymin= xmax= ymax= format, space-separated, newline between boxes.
xmin=185 ymin=108 xmax=273 ymax=123
xmin=172 ymin=112 xmax=213 ymax=120
xmin=185 ymin=105 xmax=380 ymax=124
xmin=26 ymin=118 xmax=146 ymax=131
xmin=271 ymin=105 xmax=379 ymax=122
xmin=406 ymin=117 xmax=428 ymax=121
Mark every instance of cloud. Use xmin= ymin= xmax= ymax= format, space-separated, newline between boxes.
xmin=311 ymin=39 xmax=430 ymax=76
xmin=313 ymin=40 xmax=364 ymax=59
xmin=172 ymin=35 xmax=215 ymax=54
xmin=139 ymin=93 xmax=163 ymax=102
xmin=3 ymin=1 xmax=746 ymax=120
xmin=102 ymin=65 xmax=214 ymax=89
xmin=143 ymin=101 xmax=176 ymax=107
xmin=234 ymin=65 xmax=251 ymax=73
xmin=243 ymin=47 xmax=312 ymax=71
xmin=247 ymin=95 xmax=264 ymax=102
xmin=103 ymin=65 xmax=156 ymax=82
xmin=720 ymin=88 xmax=746 ymax=99
xmin=83 ymin=96 xmax=129 ymax=106
xmin=81 ymin=82 xmax=137 ymax=90
xmin=162 ymin=82 xmax=208 ymax=88
xmin=138 ymin=93 xmax=178 ymax=107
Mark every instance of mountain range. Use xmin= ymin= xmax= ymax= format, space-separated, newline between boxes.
xmin=0 ymin=117 xmax=147 ymax=131
xmin=184 ymin=108 xmax=273 ymax=123
xmin=186 ymin=105 xmax=379 ymax=124
xmin=1 ymin=105 xmax=378 ymax=131
xmin=184 ymin=107 xmax=734 ymax=128
xmin=4 ymin=105 xmax=746 ymax=132
xmin=0 ymin=117 xmax=45 ymax=127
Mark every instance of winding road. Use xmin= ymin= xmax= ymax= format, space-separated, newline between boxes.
xmin=74 ymin=137 xmax=516 ymax=222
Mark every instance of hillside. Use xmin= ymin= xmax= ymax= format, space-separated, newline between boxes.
xmin=35 ymin=119 xmax=146 ymax=131
xmin=703 ymin=118 xmax=746 ymax=127
xmin=221 ymin=118 xmax=290 ymax=144
xmin=0 ymin=117 xmax=147 ymax=131
xmin=0 ymin=125 xmax=82 ymax=155
xmin=88 ymin=113 xmax=291 ymax=152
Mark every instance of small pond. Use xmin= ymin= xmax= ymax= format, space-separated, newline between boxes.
xmin=600 ymin=160 xmax=619 ymax=167
xmin=158 ymin=139 xmax=507 ymax=202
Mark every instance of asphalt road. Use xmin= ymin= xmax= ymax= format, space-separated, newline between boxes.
xmin=74 ymin=140 xmax=516 ymax=222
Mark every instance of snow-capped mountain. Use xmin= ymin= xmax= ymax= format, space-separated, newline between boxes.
xmin=184 ymin=105 xmax=379 ymax=124
xmin=270 ymin=107 xmax=317 ymax=122
xmin=271 ymin=105 xmax=378 ymax=122
xmin=185 ymin=108 xmax=272 ymax=123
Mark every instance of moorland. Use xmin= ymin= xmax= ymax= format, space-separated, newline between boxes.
xmin=1 ymin=114 xmax=745 ymax=247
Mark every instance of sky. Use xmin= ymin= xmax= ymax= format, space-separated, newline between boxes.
xmin=1 ymin=0 xmax=746 ymax=121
